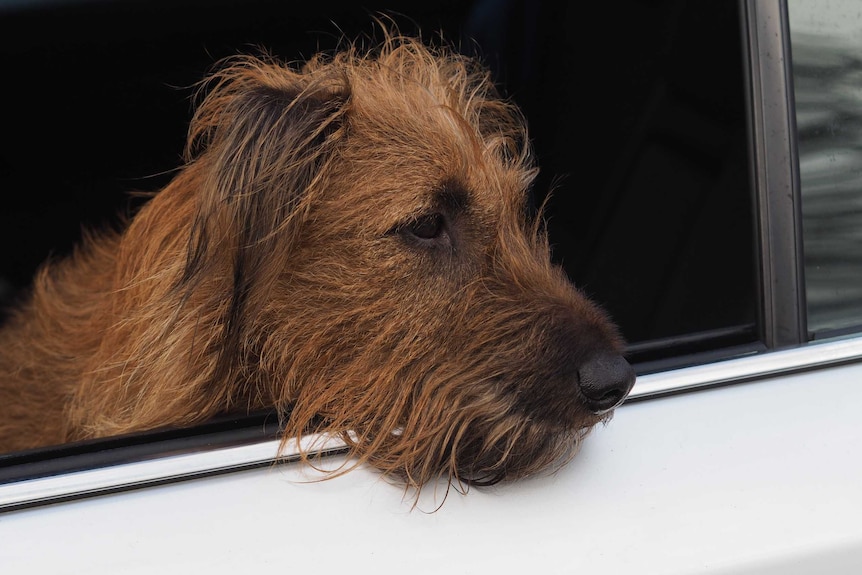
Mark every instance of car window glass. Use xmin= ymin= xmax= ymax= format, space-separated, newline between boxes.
xmin=788 ymin=0 xmax=862 ymax=335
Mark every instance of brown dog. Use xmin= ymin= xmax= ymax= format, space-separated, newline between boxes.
xmin=0 ymin=35 xmax=634 ymax=490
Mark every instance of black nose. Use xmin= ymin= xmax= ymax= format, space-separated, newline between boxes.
xmin=577 ymin=352 xmax=636 ymax=414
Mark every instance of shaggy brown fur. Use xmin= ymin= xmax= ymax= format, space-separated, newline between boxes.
xmin=0 ymin=34 xmax=635 ymax=490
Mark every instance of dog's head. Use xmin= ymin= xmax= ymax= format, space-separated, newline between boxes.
xmin=181 ymin=33 xmax=635 ymax=492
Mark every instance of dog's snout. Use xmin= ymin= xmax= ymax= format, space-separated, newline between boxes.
xmin=577 ymin=352 xmax=636 ymax=414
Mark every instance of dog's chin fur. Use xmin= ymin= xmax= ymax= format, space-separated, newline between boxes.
xmin=290 ymin=403 xmax=608 ymax=499
xmin=0 ymin=30 xmax=632 ymax=498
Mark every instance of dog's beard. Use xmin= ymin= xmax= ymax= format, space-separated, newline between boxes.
xmin=331 ymin=402 xmax=608 ymax=492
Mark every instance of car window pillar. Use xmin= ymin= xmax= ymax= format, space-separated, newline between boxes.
xmin=741 ymin=0 xmax=808 ymax=348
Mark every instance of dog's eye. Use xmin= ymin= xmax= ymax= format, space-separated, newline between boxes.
xmin=405 ymin=214 xmax=445 ymax=240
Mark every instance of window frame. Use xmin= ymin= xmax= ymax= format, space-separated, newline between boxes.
xmin=743 ymin=0 xmax=808 ymax=348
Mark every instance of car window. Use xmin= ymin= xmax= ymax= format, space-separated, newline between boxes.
xmin=0 ymin=2 xmax=756 ymax=370
xmin=520 ymin=3 xmax=757 ymax=369
xmin=788 ymin=0 xmax=862 ymax=336
xmin=0 ymin=0 xmax=761 ymax=467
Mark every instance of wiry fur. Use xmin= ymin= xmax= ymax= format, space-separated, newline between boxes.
xmin=0 ymin=34 xmax=632 ymax=492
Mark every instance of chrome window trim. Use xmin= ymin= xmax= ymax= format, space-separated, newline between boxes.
xmin=0 ymin=434 xmax=347 ymax=513
xmin=3 ymin=334 xmax=861 ymax=513
xmin=630 ymin=334 xmax=862 ymax=400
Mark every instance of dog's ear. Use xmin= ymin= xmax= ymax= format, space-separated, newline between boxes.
xmin=180 ymin=56 xmax=350 ymax=384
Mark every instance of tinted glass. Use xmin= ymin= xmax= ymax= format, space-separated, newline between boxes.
xmin=789 ymin=0 xmax=862 ymax=334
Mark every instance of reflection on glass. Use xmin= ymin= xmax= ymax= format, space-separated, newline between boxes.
xmin=789 ymin=0 xmax=862 ymax=334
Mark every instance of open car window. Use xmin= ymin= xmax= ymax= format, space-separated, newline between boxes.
xmin=0 ymin=2 xmax=755 ymax=372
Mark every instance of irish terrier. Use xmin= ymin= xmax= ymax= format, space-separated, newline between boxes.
xmin=0 ymin=34 xmax=635 ymax=490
